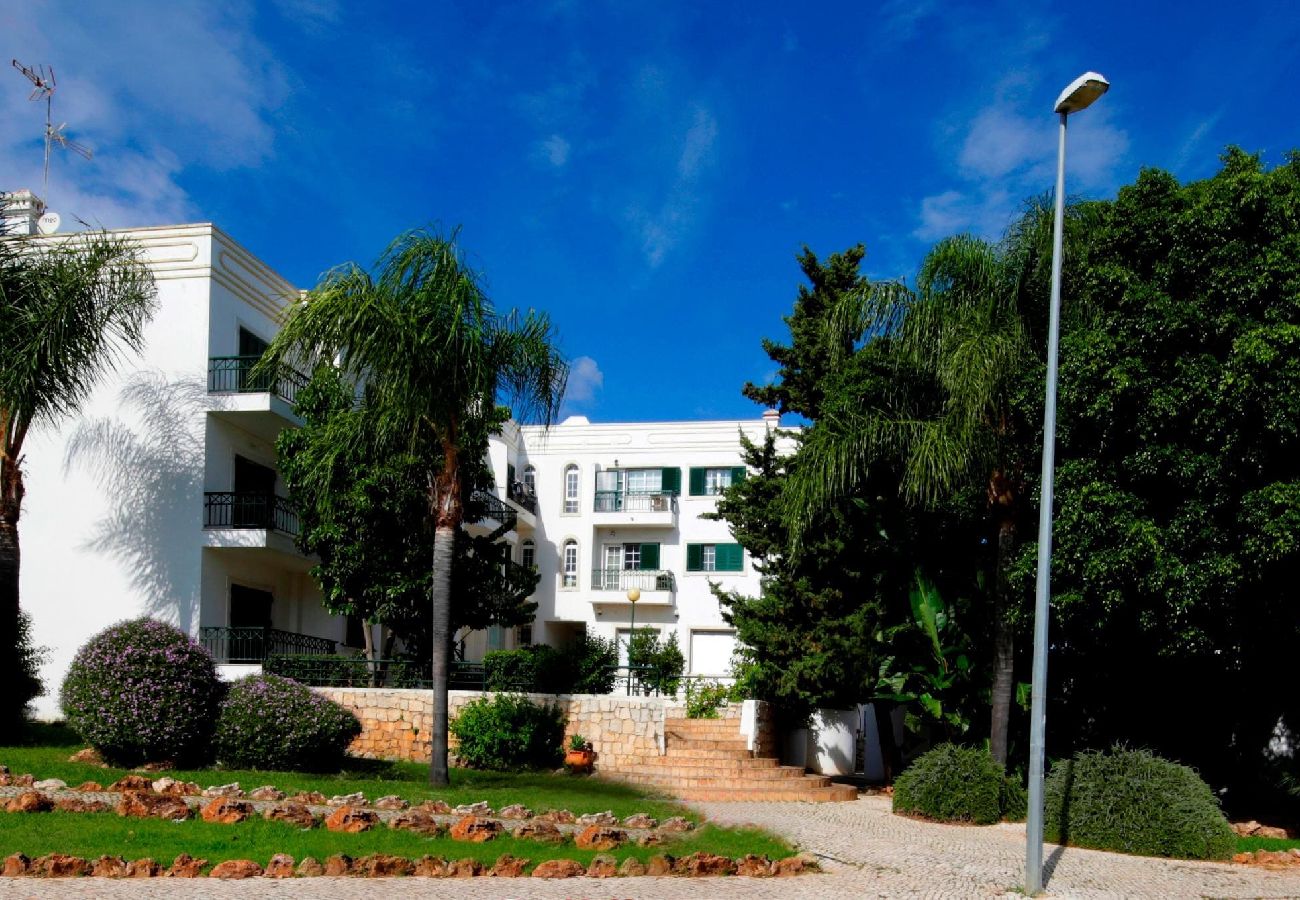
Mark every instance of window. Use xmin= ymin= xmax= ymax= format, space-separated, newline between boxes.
xmin=689 ymin=630 xmax=737 ymax=676
xmin=563 ymin=464 xmax=579 ymax=513
xmin=521 ymin=539 xmax=535 ymax=570
xmin=523 ymin=465 xmax=536 ymax=495
xmin=686 ymin=542 xmax=744 ymax=572
xmin=689 ymin=466 xmax=747 ymax=496
xmin=625 ymin=468 xmax=662 ymax=494
xmin=562 ymin=539 xmax=579 ymax=587
xmin=516 ymin=624 xmax=533 ymax=647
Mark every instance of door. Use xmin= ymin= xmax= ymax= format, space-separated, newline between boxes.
xmin=237 ymin=327 xmax=271 ymax=391
xmin=233 ymin=455 xmax=276 ymax=527
xmin=229 ymin=583 xmax=274 ymax=661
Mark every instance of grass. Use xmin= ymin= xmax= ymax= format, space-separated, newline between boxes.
xmin=1237 ymin=835 xmax=1300 ymax=853
xmin=3 ymin=723 xmax=686 ymax=821
xmin=0 ymin=811 xmax=792 ymax=871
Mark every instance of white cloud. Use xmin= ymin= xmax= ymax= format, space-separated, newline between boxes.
xmin=538 ymin=134 xmax=571 ymax=168
xmin=561 ymin=356 xmax=604 ymax=413
xmin=0 ymin=1 xmax=288 ymax=227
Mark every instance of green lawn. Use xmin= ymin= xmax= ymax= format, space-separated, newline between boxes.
xmin=0 ymin=811 xmax=791 ymax=872
xmin=2 ymin=723 xmax=686 ymax=821
xmin=1237 ymin=834 xmax=1300 ymax=853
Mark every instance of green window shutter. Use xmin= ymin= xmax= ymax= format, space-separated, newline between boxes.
xmin=639 ymin=543 xmax=660 ymax=570
xmin=688 ymin=467 xmax=706 ymax=495
xmin=661 ymin=467 xmax=681 ymax=494
xmin=686 ymin=544 xmax=703 ymax=572
xmin=730 ymin=466 xmax=746 ymax=485
xmin=718 ymin=543 xmax=744 ymax=571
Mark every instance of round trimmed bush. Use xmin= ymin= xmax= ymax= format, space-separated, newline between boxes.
xmin=1044 ymin=746 xmax=1235 ymax=860
xmin=60 ymin=617 xmax=222 ymax=766
xmin=214 ymin=674 xmax=361 ymax=771
xmin=892 ymin=743 xmax=1013 ymax=825
xmin=450 ymin=693 xmax=566 ymax=771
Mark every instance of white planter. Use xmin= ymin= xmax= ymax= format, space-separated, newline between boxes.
xmin=809 ymin=708 xmax=859 ymax=776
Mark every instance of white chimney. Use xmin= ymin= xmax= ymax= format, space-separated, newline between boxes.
xmin=1 ymin=189 xmax=46 ymax=236
xmin=762 ymin=408 xmax=780 ymax=428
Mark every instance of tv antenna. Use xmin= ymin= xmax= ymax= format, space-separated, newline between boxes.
xmin=11 ymin=59 xmax=94 ymax=193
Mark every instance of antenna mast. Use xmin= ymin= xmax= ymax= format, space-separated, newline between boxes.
xmin=11 ymin=59 xmax=93 ymax=194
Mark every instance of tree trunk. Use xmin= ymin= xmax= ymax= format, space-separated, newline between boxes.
xmin=989 ymin=510 xmax=1017 ymax=768
xmin=361 ymin=616 xmax=377 ymax=688
xmin=0 ymin=450 xmax=25 ymax=731
xmin=428 ymin=436 xmax=460 ymax=787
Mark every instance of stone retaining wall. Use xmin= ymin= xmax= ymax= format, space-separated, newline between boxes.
xmin=314 ymin=688 xmax=771 ymax=772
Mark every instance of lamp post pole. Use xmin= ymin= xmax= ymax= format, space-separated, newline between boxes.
xmin=626 ymin=586 xmax=640 ymax=696
xmin=1025 ymin=71 xmax=1109 ymax=897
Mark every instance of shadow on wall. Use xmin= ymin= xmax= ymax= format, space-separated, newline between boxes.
xmin=63 ymin=372 xmax=214 ymax=633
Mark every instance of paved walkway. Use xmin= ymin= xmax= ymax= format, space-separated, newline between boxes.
xmin=2 ymin=795 xmax=1299 ymax=898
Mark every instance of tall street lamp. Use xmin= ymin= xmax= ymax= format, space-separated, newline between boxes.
xmin=1025 ymin=70 xmax=1109 ymax=896
xmin=626 ymin=586 xmax=640 ymax=695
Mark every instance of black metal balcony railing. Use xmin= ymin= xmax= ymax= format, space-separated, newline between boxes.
xmin=204 ymin=491 xmax=300 ymax=537
xmin=508 ymin=481 xmax=537 ymax=514
xmin=593 ymin=491 xmax=678 ymax=514
xmin=466 ymin=490 xmax=517 ymax=534
xmin=208 ymin=356 xmax=308 ymax=406
xmin=200 ymin=626 xmax=335 ymax=664
xmin=591 ymin=568 xmax=676 ymax=592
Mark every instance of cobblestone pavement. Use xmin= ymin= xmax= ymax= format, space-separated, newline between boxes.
xmin=3 ymin=794 xmax=1300 ymax=898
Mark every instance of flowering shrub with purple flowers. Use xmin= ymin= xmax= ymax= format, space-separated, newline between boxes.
xmin=214 ymin=673 xmax=360 ymax=771
xmin=59 ymin=618 xmax=222 ymax=766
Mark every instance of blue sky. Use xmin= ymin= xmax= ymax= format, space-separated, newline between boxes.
xmin=4 ymin=1 xmax=1298 ymax=421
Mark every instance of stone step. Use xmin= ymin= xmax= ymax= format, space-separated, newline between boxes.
xmin=633 ymin=755 xmax=780 ymax=770
xmin=664 ymin=718 xmax=743 ymax=733
xmin=672 ymin=783 xmax=859 ymax=803
xmin=617 ymin=763 xmax=809 ymax=781
xmin=659 ymin=747 xmax=754 ymax=760
xmin=664 ymin=737 xmax=752 ymax=751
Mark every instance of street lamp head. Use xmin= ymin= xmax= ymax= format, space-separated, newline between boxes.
xmin=1054 ymin=72 xmax=1109 ymax=115
xmin=626 ymin=587 xmax=640 ymax=603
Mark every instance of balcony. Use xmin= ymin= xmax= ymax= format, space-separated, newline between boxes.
xmin=200 ymin=626 xmax=335 ymax=664
xmin=464 ymin=490 xmax=516 ymax=538
xmin=507 ymin=481 xmax=537 ymax=515
xmin=204 ymin=491 xmax=300 ymax=537
xmin=591 ymin=568 xmax=676 ymax=605
xmin=592 ymin=491 xmax=678 ymax=528
xmin=207 ymin=356 xmax=307 ymax=439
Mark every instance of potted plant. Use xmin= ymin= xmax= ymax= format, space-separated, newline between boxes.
xmin=565 ymin=734 xmax=595 ymax=772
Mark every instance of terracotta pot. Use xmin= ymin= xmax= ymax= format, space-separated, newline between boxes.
xmin=565 ymin=749 xmax=595 ymax=771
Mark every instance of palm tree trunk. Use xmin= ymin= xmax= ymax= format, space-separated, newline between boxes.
xmin=0 ymin=451 xmax=25 ymax=731
xmin=428 ymin=436 xmax=460 ymax=787
xmin=989 ymin=510 xmax=1017 ymax=767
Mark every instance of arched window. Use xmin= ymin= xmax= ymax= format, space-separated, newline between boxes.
xmin=521 ymin=539 xmax=536 ymax=570
xmin=562 ymin=539 xmax=578 ymax=588
xmin=523 ymin=465 xmax=536 ymax=496
xmin=563 ymin=464 xmax=579 ymax=514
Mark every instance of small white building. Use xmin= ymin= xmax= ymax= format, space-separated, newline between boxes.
xmin=8 ymin=193 xmax=777 ymax=717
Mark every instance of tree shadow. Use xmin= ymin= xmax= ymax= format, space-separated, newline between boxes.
xmin=63 ymin=373 xmax=214 ymax=633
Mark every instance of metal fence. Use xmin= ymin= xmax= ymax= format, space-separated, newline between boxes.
xmin=203 ymin=491 xmax=300 ymax=537
xmin=207 ymin=355 xmax=308 ymax=405
xmin=200 ymin=627 xmax=336 ymax=664
xmin=590 ymin=568 xmax=675 ymax=592
xmin=592 ymin=491 xmax=678 ymax=513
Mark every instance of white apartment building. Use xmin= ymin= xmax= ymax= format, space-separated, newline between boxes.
xmin=8 ymin=193 xmax=775 ymax=718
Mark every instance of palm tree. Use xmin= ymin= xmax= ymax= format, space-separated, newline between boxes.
xmin=260 ymin=229 xmax=566 ymax=785
xmin=0 ymin=224 xmax=157 ymax=729
xmin=785 ymin=204 xmax=1074 ymax=767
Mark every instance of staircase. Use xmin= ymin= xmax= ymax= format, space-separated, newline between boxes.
xmin=607 ymin=716 xmax=857 ymax=802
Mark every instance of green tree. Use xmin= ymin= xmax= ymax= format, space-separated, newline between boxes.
xmin=0 ymin=222 xmax=155 ymax=729
xmin=1039 ymin=149 xmax=1300 ymax=812
xmin=260 ymin=229 xmax=566 ymax=785
xmin=784 ymin=204 xmax=1095 ymax=766
xmin=277 ymin=368 xmax=538 ymax=664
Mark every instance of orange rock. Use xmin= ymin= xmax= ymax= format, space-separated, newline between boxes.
xmin=515 ymin=820 xmax=566 ymax=843
xmin=125 ymin=858 xmax=162 ymax=877
xmin=575 ymin=825 xmax=627 ymax=850
xmin=108 ymin=775 xmax=153 ymax=792
xmin=264 ymin=801 xmax=318 ymax=829
xmin=210 ymin=859 xmax=263 ymax=879
xmin=166 ymin=854 xmax=207 ymax=877
xmin=531 ymin=859 xmax=585 ymax=878
xmin=256 ymin=853 xmax=292 ymax=878
xmin=675 ymin=852 xmax=736 ymax=876
xmin=354 ymin=854 xmax=414 ymax=877
xmin=296 ymin=857 xmax=324 ymax=877
xmin=449 ymin=815 xmax=502 ymax=842
xmin=413 ymin=855 xmax=448 ymax=877
xmin=659 ymin=816 xmax=694 ymax=832
xmin=490 ymin=855 xmax=529 ymax=877
xmin=201 ymin=797 xmax=255 ymax=825
xmin=623 ymin=813 xmax=657 ymax=829
xmin=34 ymin=854 xmax=91 ymax=877
xmin=2 ymin=853 xmax=30 ymax=876
xmin=646 ymin=855 xmax=675 ymax=876
xmin=389 ymin=809 xmax=443 ymax=835
xmin=447 ymin=858 xmax=483 ymax=877
xmin=68 ymin=747 xmax=104 ymax=765
xmin=736 ymin=854 xmax=773 ymax=877
xmin=56 ymin=797 xmax=110 ymax=813
xmin=324 ymin=805 xmax=378 ymax=833
xmin=535 ymin=808 xmax=575 ymax=824
xmin=418 ymin=799 xmax=452 ymax=814
xmin=5 ymin=790 xmax=53 ymax=813
xmin=323 ymin=854 xmax=353 ymax=876
xmin=73 ymin=781 xmax=104 ymax=792
xmin=287 ymin=791 xmax=327 ymax=805
xmin=92 ymin=855 xmax=128 ymax=877
xmin=587 ymin=854 xmax=618 ymax=878
xmin=619 ymin=857 xmax=648 ymax=876
xmin=498 ymin=804 xmax=533 ymax=819
xmin=117 ymin=790 xmax=190 ymax=821
xmin=773 ymin=855 xmax=817 ymax=876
